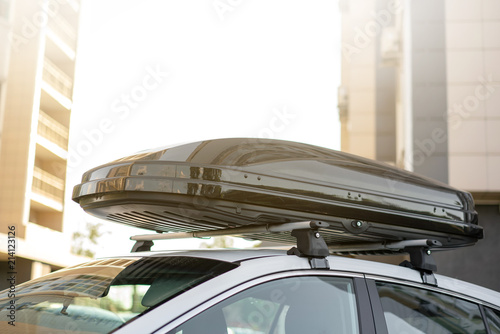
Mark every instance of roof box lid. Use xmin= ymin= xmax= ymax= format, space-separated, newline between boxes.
xmin=72 ymin=138 xmax=482 ymax=251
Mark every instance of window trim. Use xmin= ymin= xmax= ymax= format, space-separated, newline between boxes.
xmin=353 ymin=277 xmax=378 ymax=334
xmin=366 ymin=274 xmax=500 ymax=334
xmin=152 ymin=270 xmax=367 ymax=334
xmin=365 ymin=278 xmax=389 ymax=334
xmin=479 ymin=305 xmax=492 ymax=334
xmin=479 ymin=304 xmax=500 ymax=334
xmin=365 ymin=274 xmax=500 ymax=311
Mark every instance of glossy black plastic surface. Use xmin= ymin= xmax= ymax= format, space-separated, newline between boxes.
xmin=72 ymin=138 xmax=482 ymax=250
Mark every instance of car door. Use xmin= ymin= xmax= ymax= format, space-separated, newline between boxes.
xmin=366 ymin=277 xmax=500 ymax=334
xmin=154 ymin=271 xmax=376 ymax=334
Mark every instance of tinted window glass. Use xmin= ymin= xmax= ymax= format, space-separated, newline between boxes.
xmin=168 ymin=276 xmax=359 ymax=334
xmin=376 ymin=282 xmax=486 ymax=334
xmin=0 ymin=257 xmax=237 ymax=333
xmin=485 ymin=307 xmax=500 ymax=334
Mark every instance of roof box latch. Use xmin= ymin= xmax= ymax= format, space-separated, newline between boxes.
xmin=287 ymin=221 xmax=330 ymax=270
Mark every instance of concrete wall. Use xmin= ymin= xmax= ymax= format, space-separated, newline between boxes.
xmin=444 ymin=0 xmax=500 ymax=194
xmin=409 ymin=0 xmax=449 ymax=183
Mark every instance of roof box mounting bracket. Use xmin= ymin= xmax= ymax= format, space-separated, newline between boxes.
xmin=398 ymin=239 xmax=442 ymax=286
xmin=287 ymin=221 xmax=331 ymax=269
xmin=131 ymin=240 xmax=154 ymax=253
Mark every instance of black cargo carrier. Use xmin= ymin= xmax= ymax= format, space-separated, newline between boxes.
xmin=72 ymin=138 xmax=482 ymax=253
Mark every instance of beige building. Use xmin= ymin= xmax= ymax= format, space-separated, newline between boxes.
xmin=0 ymin=0 xmax=86 ymax=288
xmin=339 ymin=0 xmax=500 ymax=290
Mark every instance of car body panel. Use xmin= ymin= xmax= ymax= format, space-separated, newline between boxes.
xmin=106 ymin=250 xmax=500 ymax=333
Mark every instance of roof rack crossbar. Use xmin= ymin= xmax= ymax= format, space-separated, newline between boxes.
xmin=130 ymin=221 xmax=323 ymax=252
xmin=129 ymin=221 xmax=440 ymax=285
xmin=330 ymin=239 xmax=442 ymax=253
xmin=331 ymin=239 xmax=442 ymax=286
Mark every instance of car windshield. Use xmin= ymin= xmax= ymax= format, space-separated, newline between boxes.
xmin=0 ymin=256 xmax=238 ymax=333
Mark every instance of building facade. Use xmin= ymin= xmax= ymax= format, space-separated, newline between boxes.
xmin=339 ymin=0 xmax=500 ymax=291
xmin=0 ymin=0 xmax=86 ymax=289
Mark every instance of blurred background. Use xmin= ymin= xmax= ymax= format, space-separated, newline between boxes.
xmin=0 ymin=0 xmax=498 ymax=291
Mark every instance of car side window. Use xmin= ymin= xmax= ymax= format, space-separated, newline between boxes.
xmin=167 ymin=276 xmax=359 ymax=334
xmin=376 ymin=281 xmax=487 ymax=334
xmin=485 ymin=307 xmax=500 ymax=334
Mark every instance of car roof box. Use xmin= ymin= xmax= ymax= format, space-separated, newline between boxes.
xmin=72 ymin=138 xmax=482 ymax=252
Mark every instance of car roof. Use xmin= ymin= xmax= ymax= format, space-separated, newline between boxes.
xmin=103 ymin=247 xmax=500 ymax=308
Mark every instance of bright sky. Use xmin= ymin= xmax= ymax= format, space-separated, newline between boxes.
xmin=67 ymin=0 xmax=342 ymax=256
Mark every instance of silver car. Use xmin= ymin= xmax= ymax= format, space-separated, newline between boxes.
xmin=0 ymin=247 xmax=499 ymax=333
xmin=2 ymin=138 xmax=498 ymax=333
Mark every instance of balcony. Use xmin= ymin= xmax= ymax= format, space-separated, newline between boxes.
xmin=42 ymin=57 xmax=73 ymax=108
xmin=31 ymin=166 xmax=65 ymax=211
xmin=48 ymin=13 xmax=77 ymax=50
xmin=38 ymin=109 xmax=69 ymax=151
